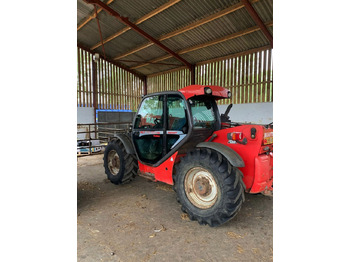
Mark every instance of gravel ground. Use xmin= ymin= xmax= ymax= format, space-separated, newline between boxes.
xmin=77 ymin=154 xmax=273 ymax=262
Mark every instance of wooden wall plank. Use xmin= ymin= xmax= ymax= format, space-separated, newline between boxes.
xmin=103 ymin=60 xmax=107 ymax=109
xmin=256 ymin=51 xmax=260 ymax=103
xmin=267 ymin=49 xmax=272 ymax=102
xmin=87 ymin=53 xmax=92 ymax=107
xmin=258 ymin=50 xmax=263 ymax=103
xmin=128 ymin=71 xmax=132 ymax=110
xmin=110 ymin=64 xmax=113 ymax=109
xmin=196 ymin=66 xmax=199 ymax=85
xmin=84 ymin=51 xmax=88 ymax=107
xmin=262 ymin=50 xmax=267 ymax=102
xmin=245 ymin=55 xmax=248 ymax=103
xmin=102 ymin=60 xmax=106 ymax=109
xmin=121 ymin=70 xmax=125 ymax=109
xmin=124 ymin=70 xmax=127 ymax=110
xmin=117 ymin=67 xmax=121 ymax=109
xmin=115 ymin=65 xmax=118 ymax=109
xmin=254 ymin=51 xmax=258 ymax=103
xmin=99 ymin=60 xmax=102 ymax=109
xmin=81 ymin=51 xmax=86 ymax=107
xmin=107 ymin=61 xmax=110 ymax=109
xmin=77 ymin=47 xmax=81 ymax=106
xmin=112 ymin=64 xmax=115 ymax=109
xmin=249 ymin=53 xmax=253 ymax=103
xmin=218 ymin=62 xmax=221 ymax=86
xmin=233 ymin=57 xmax=237 ymax=104
xmin=228 ymin=59 xmax=232 ymax=104
xmin=237 ymin=56 xmax=241 ymax=104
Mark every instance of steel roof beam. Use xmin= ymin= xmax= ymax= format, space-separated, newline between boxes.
xmin=91 ymin=0 xmax=181 ymax=50
xmin=241 ymin=0 xmax=273 ymax=48
xmin=84 ymin=0 xmax=192 ymax=69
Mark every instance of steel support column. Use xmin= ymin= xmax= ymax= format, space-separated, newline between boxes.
xmin=92 ymin=56 xmax=98 ymax=137
xmin=191 ymin=64 xmax=196 ymax=85
xmin=143 ymin=76 xmax=148 ymax=96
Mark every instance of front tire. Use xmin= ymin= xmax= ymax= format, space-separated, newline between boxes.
xmin=174 ymin=148 xmax=245 ymax=227
xmin=103 ymin=139 xmax=138 ymax=185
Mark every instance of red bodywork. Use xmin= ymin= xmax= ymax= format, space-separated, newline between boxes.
xmin=138 ymin=85 xmax=273 ymax=194
xmin=210 ymin=125 xmax=273 ymax=193
xmin=138 ymin=152 xmax=178 ymax=185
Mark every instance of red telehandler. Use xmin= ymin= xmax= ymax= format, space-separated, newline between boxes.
xmin=104 ymin=85 xmax=273 ymax=227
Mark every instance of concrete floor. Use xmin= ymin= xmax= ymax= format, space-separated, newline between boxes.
xmin=77 ymin=154 xmax=273 ymax=262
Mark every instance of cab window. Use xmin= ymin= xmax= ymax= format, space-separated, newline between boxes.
xmin=134 ymin=96 xmax=163 ymax=129
xmin=167 ymin=96 xmax=187 ymax=131
xmin=189 ymin=97 xmax=216 ymax=129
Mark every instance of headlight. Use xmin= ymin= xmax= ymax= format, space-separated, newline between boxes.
xmin=204 ymin=87 xmax=212 ymax=95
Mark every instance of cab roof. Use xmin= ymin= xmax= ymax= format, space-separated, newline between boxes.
xmin=178 ymin=85 xmax=230 ymax=100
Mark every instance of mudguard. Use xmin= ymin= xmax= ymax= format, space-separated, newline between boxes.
xmin=112 ymin=134 xmax=135 ymax=154
xmin=196 ymin=142 xmax=245 ymax=168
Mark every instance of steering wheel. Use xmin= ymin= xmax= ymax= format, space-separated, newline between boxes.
xmin=154 ymin=118 xmax=162 ymax=128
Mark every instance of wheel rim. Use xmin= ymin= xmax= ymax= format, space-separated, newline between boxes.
xmin=107 ymin=150 xmax=120 ymax=175
xmin=184 ymin=167 xmax=218 ymax=209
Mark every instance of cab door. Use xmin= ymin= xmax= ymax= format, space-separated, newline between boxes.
xmin=132 ymin=95 xmax=165 ymax=164
xmin=132 ymin=93 xmax=189 ymax=166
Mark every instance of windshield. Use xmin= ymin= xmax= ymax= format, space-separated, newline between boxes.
xmin=189 ymin=97 xmax=216 ymax=129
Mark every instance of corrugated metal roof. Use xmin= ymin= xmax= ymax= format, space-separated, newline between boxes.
xmin=77 ymin=0 xmax=273 ymax=75
xmin=77 ymin=0 xmax=95 ymax=25
xmin=159 ymin=8 xmax=258 ymax=52
xmin=136 ymin=0 xmax=242 ymax=38
xmin=251 ymin=0 xmax=272 ymax=22
xmin=109 ymin=0 xmax=169 ymax=23
xmin=179 ymin=30 xmax=270 ymax=63
xmin=93 ymin=30 xmax=149 ymax=58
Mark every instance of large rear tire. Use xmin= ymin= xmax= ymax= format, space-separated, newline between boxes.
xmin=103 ymin=139 xmax=138 ymax=185
xmin=174 ymin=148 xmax=245 ymax=227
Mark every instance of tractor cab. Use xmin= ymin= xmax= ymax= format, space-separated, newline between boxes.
xmin=132 ymin=85 xmax=230 ymax=166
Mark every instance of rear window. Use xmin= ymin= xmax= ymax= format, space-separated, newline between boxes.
xmin=189 ymin=98 xmax=216 ymax=129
